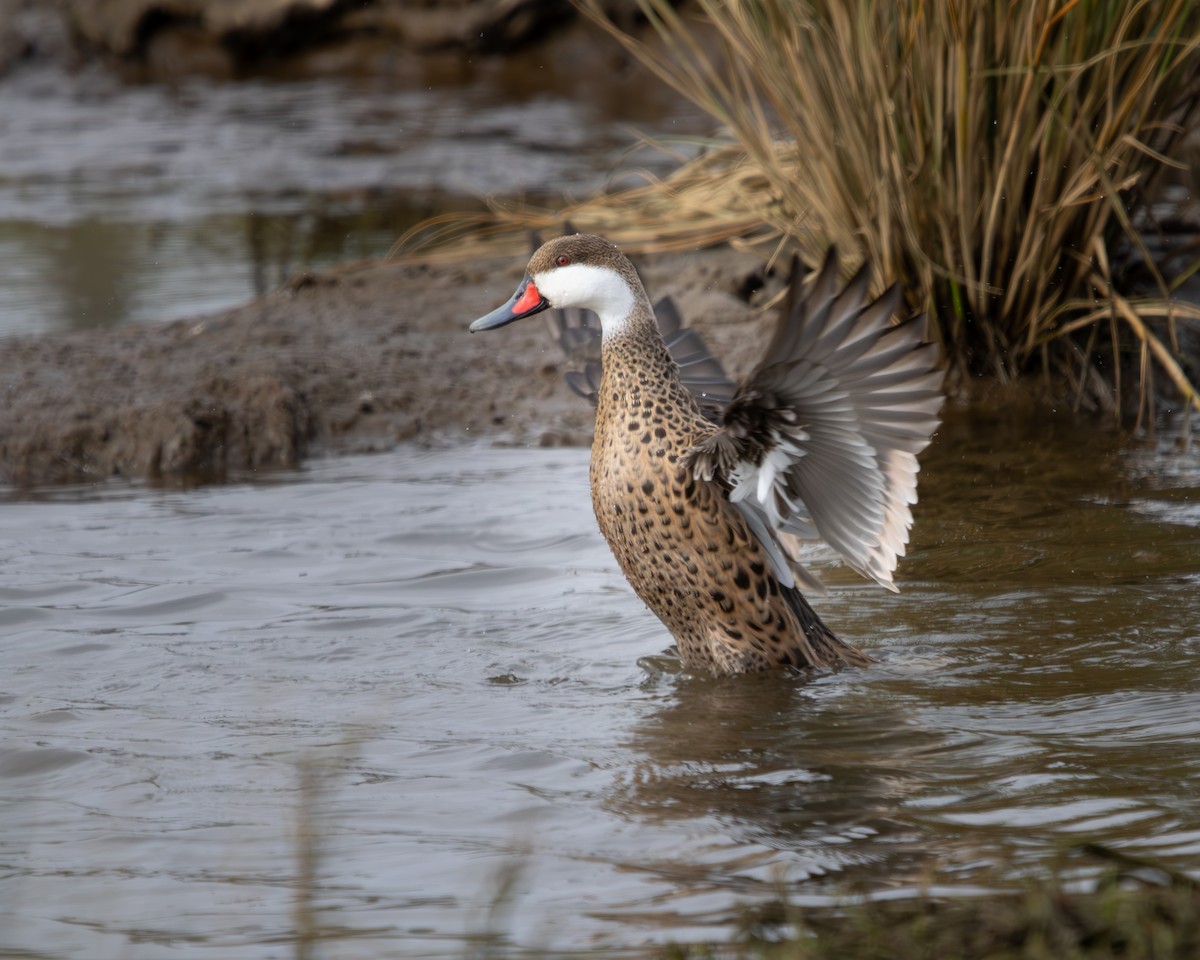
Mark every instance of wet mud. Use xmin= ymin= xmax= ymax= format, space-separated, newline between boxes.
xmin=0 ymin=246 xmax=776 ymax=485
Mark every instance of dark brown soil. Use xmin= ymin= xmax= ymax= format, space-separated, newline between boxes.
xmin=0 ymin=246 xmax=777 ymax=486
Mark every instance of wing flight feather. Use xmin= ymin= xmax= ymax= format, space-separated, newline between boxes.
xmin=685 ymin=248 xmax=944 ymax=592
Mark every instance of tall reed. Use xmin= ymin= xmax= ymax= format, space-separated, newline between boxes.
xmin=582 ymin=0 xmax=1200 ymax=420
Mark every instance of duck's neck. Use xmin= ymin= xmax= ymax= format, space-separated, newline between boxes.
xmin=595 ymin=297 xmax=698 ymax=432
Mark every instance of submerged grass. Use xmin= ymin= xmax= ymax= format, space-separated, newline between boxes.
xmin=281 ymin=759 xmax=1199 ymax=958
xmin=401 ymin=1 xmax=1200 ymax=424
xmin=681 ymin=883 xmax=1200 ymax=959
xmin=664 ymin=846 xmax=1200 ymax=960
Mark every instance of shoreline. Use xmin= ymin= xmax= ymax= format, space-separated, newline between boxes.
xmin=0 ymin=245 xmax=780 ymax=486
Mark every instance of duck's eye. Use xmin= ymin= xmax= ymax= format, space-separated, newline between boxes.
xmin=555 ymin=254 xmax=571 ymax=267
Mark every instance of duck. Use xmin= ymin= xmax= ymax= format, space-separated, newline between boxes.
xmin=470 ymin=234 xmax=943 ymax=675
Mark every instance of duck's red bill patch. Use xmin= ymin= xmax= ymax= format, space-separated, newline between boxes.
xmin=513 ymin=279 xmax=543 ymax=315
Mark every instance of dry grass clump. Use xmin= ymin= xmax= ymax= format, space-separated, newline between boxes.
xmin=402 ymin=1 xmax=1200 ymax=424
xmin=391 ymin=140 xmax=786 ymax=259
xmin=587 ymin=0 xmax=1200 ymax=423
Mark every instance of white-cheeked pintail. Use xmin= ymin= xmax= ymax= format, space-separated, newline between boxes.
xmin=470 ymin=234 xmax=943 ymax=675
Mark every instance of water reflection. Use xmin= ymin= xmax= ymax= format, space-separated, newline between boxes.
xmin=614 ymin=672 xmax=937 ymax=889
xmin=0 ymin=195 xmax=466 ymax=337
xmin=0 ymin=60 xmax=707 ymax=337
xmin=4 ymin=218 xmax=140 ymax=332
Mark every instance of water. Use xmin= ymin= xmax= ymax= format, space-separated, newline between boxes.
xmin=2 ymin=416 xmax=1199 ymax=957
xmin=0 ymin=62 xmax=705 ymax=338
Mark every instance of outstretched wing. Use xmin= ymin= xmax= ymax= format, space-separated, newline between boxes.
xmin=685 ymin=248 xmax=944 ymax=592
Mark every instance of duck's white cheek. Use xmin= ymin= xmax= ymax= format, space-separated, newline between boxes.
xmin=535 ymin=264 xmax=635 ymax=335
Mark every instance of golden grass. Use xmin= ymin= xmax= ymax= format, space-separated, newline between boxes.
xmin=583 ymin=0 xmax=1200 ymax=422
xmin=401 ymin=2 xmax=1200 ymax=425
xmin=390 ymin=140 xmax=787 ymax=260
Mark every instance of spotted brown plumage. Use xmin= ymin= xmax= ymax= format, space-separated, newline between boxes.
xmin=469 ymin=234 xmax=943 ymax=675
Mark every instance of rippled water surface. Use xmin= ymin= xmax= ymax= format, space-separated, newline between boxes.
xmin=2 ymin=417 xmax=1200 ymax=958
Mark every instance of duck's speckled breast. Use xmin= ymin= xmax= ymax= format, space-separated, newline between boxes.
xmin=588 ymin=328 xmax=868 ymax=674
xmin=589 ymin=332 xmax=755 ymax=671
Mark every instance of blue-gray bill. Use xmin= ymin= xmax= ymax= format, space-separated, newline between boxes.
xmin=469 ymin=276 xmax=549 ymax=332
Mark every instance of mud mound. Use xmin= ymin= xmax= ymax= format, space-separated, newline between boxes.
xmin=0 ymin=247 xmax=772 ymax=486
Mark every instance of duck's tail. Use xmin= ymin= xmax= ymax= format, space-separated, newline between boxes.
xmin=783 ymin=586 xmax=876 ymax=669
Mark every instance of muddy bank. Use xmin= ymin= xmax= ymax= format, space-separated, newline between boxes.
xmin=0 ymin=0 xmax=645 ymax=79
xmin=0 ymin=246 xmax=778 ymax=486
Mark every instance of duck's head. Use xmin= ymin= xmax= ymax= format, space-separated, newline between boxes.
xmin=469 ymin=233 xmax=643 ymax=334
